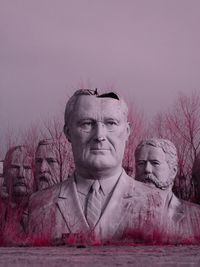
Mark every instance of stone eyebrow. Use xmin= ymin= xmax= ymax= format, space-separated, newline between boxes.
xmin=77 ymin=117 xmax=95 ymax=122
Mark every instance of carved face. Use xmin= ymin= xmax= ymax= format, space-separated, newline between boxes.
xmin=35 ymin=144 xmax=60 ymax=190
xmin=5 ymin=148 xmax=34 ymax=197
xmin=65 ymin=95 xmax=130 ymax=177
xmin=135 ymin=146 xmax=177 ymax=190
xmin=0 ymin=176 xmax=8 ymax=199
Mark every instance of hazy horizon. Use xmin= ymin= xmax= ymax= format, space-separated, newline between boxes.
xmin=1 ymin=0 xmax=200 ymax=156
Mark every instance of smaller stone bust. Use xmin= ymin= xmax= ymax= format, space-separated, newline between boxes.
xmin=35 ymin=139 xmax=61 ymax=191
xmin=2 ymin=146 xmax=34 ymax=244
xmin=134 ymin=138 xmax=200 ymax=243
xmin=4 ymin=145 xmax=34 ymax=203
xmin=135 ymin=138 xmax=178 ymax=190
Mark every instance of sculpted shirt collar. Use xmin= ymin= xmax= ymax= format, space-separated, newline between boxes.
xmin=75 ymin=169 xmax=123 ymax=196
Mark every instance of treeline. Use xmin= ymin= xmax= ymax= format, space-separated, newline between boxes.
xmin=1 ymin=90 xmax=200 ymax=203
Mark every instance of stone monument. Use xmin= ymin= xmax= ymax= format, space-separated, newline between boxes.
xmin=28 ymin=89 xmax=166 ymax=245
xmin=2 ymin=145 xmax=34 ymax=244
xmin=35 ymin=139 xmax=61 ymax=191
xmin=135 ymin=138 xmax=200 ymax=243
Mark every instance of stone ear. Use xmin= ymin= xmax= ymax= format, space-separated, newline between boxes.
xmin=64 ymin=125 xmax=71 ymax=143
xmin=173 ymin=166 xmax=178 ymax=176
xmin=126 ymin=122 xmax=131 ymax=140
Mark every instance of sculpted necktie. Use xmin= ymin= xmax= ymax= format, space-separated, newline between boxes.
xmin=86 ymin=180 xmax=102 ymax=229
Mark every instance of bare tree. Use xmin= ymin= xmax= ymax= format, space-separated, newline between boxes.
xmin=41 ymin=115 xmax=74 ymax=181
xmin=123 ymin=105 xmax=147 ymax=176
xmin=149 ymin=91 xmax=200 ymax=200
xmin=19 ymin=122 xmax=42 ymax=158
xmin=0 ymin=127 xmax=20 ymax=159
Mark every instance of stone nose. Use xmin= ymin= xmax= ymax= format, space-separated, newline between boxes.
xmin=144 ymin=162 xmax=152 ymax=174
xmin=93 ymin=122 xmax=106 ymax=142
xmin=40 ymin=160 xmax=49 ymax=173
xmin=18 ymin=166 xmax=25 ymax=177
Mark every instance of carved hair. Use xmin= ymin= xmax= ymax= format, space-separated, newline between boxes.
xmin=36 ymin=138 xmax=58 ymax=151
xmin=135 ymin=138 xmax=178 ymax=171
xmin=64 ymin=89 xmax=129 ymax=129
xmin=36 ymin=138 xmax=60 ymax=163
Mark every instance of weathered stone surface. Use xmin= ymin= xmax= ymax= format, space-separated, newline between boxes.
xmin=35 ymin=139 xmax=62 ymax=191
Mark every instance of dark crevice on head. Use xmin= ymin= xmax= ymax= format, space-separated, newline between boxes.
xmin=97 ymin=92 xmax=119 ymax=100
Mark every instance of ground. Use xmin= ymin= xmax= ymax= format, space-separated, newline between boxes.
xmin=0 ymin=245 xmax=200 ymax=267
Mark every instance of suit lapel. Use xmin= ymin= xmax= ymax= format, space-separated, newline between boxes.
xmin=96 ymin=171 xmax=134 ymax=239
xmin=166 ymin=193 xmax=185 ymax=223
xmin=56 ymin=174 xmax=89 ymax=233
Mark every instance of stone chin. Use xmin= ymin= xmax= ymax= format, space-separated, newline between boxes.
xmin=13 ymin=185 xmax=28 ymax=196
xmin=38 ymin=181 xmax=50 ymax=190
xmin=77 ymin=157 xmax=118 ymax=173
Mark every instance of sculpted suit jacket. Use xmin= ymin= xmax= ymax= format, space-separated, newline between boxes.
xmin=28 ymin=170 xmax=166 ymax=244
xmin=161 ymin=192 xmax=200 ymax=243
xmin=126 ymin=188 xmax=200 ymax=244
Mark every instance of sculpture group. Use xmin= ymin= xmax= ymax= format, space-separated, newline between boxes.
xmin=1 ymin=89 xmax=200 ymax=246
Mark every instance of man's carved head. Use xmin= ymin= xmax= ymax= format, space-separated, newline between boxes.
xmin=35 ymin=139 xmax=61 ymax=191
xmin=64 ymin=89 xmax=130 ymax=178
xmin=4 ymin=145 xmax=34 ymax=199
xmin=135 ymin=138 xmax=178 ymax=190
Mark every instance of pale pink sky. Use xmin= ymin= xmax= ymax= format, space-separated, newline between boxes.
xmin=1 ymin=0 xmax=200 ymax=145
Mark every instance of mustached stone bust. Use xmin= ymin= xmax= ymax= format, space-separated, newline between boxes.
xmin=4 ymin=145 xmax=34 ymax=203
xmin=135 ymin=138 xmax=178 ymax=191
xmin=35 ymin=139 xmax=61 ymax=191
xmin=134 ymin=138 xmax=200 ymax=243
